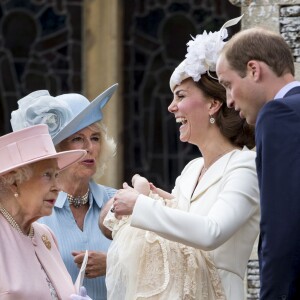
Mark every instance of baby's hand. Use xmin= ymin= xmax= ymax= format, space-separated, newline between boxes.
xmin=150 ymin=182 xmax=174 ymax=200
xmin=131 ymin=174 xmax=150 ymax=195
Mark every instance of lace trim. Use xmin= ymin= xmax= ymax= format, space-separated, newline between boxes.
xmin=136 ymin=233 xmax=170 ymax=298
xmin=105 ymin=191 xmax=226 ymax=300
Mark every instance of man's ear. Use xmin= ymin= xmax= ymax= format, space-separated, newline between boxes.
xmin=247 ymin=60 xmax=261 ymax=81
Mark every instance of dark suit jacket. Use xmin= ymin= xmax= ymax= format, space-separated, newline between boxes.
xmin=256 ymin=86 xmax=300 ymax=300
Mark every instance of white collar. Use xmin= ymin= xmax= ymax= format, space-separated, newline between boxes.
xmin=274 ymin=81 xmax=300 ymax=99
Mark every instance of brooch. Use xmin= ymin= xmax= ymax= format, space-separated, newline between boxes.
xmin=41 ymin=234 xmax=51 ymax=250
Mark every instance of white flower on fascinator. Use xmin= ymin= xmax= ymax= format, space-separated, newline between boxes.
xmin=11 ymin=90 xmax=72 ymax=138
xmin=185 ymin=29 xmax=228 ymax=81
xmin=169 ymin=15 xmax=243 ymax=91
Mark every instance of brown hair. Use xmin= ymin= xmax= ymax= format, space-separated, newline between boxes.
xmin=196 ymin=72 xmax=255 ymax=149
xmin=222 ymin=27 xmax=294 ymax=77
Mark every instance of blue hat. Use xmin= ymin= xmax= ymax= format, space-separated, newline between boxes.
xmin=11 ymin=83 xmax=118 ymax=145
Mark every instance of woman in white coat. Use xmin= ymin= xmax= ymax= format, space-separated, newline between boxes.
xmin=106 ymin=16 xmax=260 ymax=300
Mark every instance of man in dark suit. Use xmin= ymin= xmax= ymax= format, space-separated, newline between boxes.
xmin=216 ymin=27 xmax=300 ymax=299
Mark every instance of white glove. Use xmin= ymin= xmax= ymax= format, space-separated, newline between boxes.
xmin=70 ymin=286 xmax=92 ymax=300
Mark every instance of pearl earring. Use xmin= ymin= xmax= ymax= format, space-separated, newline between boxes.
xmin=14 ymin=192 xmax=19 ymax=198
xmin=209 ymin=115 xmax=215 ymax=124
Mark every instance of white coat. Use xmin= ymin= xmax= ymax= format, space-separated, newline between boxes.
xmin=131 ymin=148 xmax=260 ymax=300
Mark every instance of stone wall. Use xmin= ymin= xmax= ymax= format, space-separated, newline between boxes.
xmin=280 ymin=5 xmax=300 ymax=62
xmin=247 ymin=259 xmax=260 ymax=299
xmin=244 ymin=237 xmax=260 ymax=299
xmin=229 ymin=0 xmax=300 ymax=80
xmin=244 ymin=1 xmax=300 ymax=79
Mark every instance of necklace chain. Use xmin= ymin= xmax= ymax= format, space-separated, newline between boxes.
xmin=67 ymin=189 xmax=89 ymax=208
xmin=201 ymin=148 xmax=234 ymax=176
xmin=0 ymin=205 xmax=34 ymax=238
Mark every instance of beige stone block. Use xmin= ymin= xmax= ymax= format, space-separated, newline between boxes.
xmin=242 ymin=4 xmax=280 ymax=31
xmin=84 ymin=0 xmax=123 ymax=188
xmin=295 ymin=63 xmax=300 ymax=80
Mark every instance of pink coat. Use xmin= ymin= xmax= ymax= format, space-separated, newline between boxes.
xmin=0 ymin=214 xmax=75 ymax=299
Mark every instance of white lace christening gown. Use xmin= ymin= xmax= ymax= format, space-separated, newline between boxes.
xmin=104 ymin=194 xmax=226 ymax=300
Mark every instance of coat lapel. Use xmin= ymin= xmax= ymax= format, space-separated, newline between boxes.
xmin=191 ymin=151 xmax=236 ymax=201
xmin=178 ymin=158 xmax=203 ymax=203
xmin=32 ymin=223 xmax=74 ymax=298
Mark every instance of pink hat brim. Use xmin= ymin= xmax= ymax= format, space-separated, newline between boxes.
xmin=0 ymin=149 xmax=86 ymax=176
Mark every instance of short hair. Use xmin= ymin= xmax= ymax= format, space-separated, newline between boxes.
xmin=56 ymin=121 xmax=116 ymax=180
xmin=196 ymin=72 xmax=255 ymax=149
xmin=0 ymin=165 xmax=33 ymax=196
xmin=222 ymin=27 xmax=295 ymax=77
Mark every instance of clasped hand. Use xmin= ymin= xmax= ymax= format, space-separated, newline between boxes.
xmin=72 ymin=251 xmax=106 ymax=278
xmin=112 ymin=182 xmax=139 ymax=216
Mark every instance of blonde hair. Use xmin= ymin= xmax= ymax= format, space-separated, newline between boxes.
xmin=56 ymin=121 xmax=116 ymax=180
xmin=92 ymin=121 xmax=116 ymax=180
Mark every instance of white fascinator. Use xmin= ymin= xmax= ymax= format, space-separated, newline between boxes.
xmin=169 ymin=15 xmax=243 ymax=91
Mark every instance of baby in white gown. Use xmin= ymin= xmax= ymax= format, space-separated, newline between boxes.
xmin=103 ymin=175 xmax=225 ymax=300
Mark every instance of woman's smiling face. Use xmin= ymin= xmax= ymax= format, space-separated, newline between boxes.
xmin=168 ymin=78 xmax=212 ymax=145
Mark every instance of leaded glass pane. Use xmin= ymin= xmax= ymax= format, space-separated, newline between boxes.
xmin=0 ymin=0 xmax=83 ymax=135
xmin=123 ymin=0 xmax=240 ymax=191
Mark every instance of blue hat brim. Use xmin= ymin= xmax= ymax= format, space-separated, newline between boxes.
xmin=52 ymin=83 xmax=118 ymax=145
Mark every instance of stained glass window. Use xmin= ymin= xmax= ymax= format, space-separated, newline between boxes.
xmin=123 ymin=0 xmax=240 ymax=190
xmin=0 ymin=0 xmax=83 ymax=135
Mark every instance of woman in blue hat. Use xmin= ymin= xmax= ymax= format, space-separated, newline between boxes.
xmin=11 ymin=84 xmax=118 ymax=300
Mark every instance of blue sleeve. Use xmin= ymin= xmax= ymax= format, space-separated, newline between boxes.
xmin=104 ymin=186 xmax=117 ymax=201
xmin=256 ymin=100 xmax=300 ymax=299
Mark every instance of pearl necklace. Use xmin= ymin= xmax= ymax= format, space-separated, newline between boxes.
xmin=0 ymin=205 xmax=34 ymax=238
xmin=67 ymin=189 xmax=89 ymax=208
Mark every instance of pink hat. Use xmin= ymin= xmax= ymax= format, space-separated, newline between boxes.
xmin=0 ymin=124 xmax=86 ymax=175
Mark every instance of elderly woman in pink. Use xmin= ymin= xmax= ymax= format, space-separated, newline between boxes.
xmin=0 ymin=124 xmax=90 ymax=299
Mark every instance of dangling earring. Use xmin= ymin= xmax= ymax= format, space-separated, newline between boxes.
xmin=14 ymin=192 xmax=19 ymax=198
xmin=209 ymin=115 xmax=215 ymax=124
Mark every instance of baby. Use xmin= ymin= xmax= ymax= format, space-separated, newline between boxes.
xmin=99 ymin=174 xmax=173 ymax=239
xmin=132 ymin=173 xmax=174 ymax=200
xmin=101 ymin=176 xmax=212 ymax=300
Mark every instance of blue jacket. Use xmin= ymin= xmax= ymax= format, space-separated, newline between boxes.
xmin=256 ymin=86 xmax=300 ymax=300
